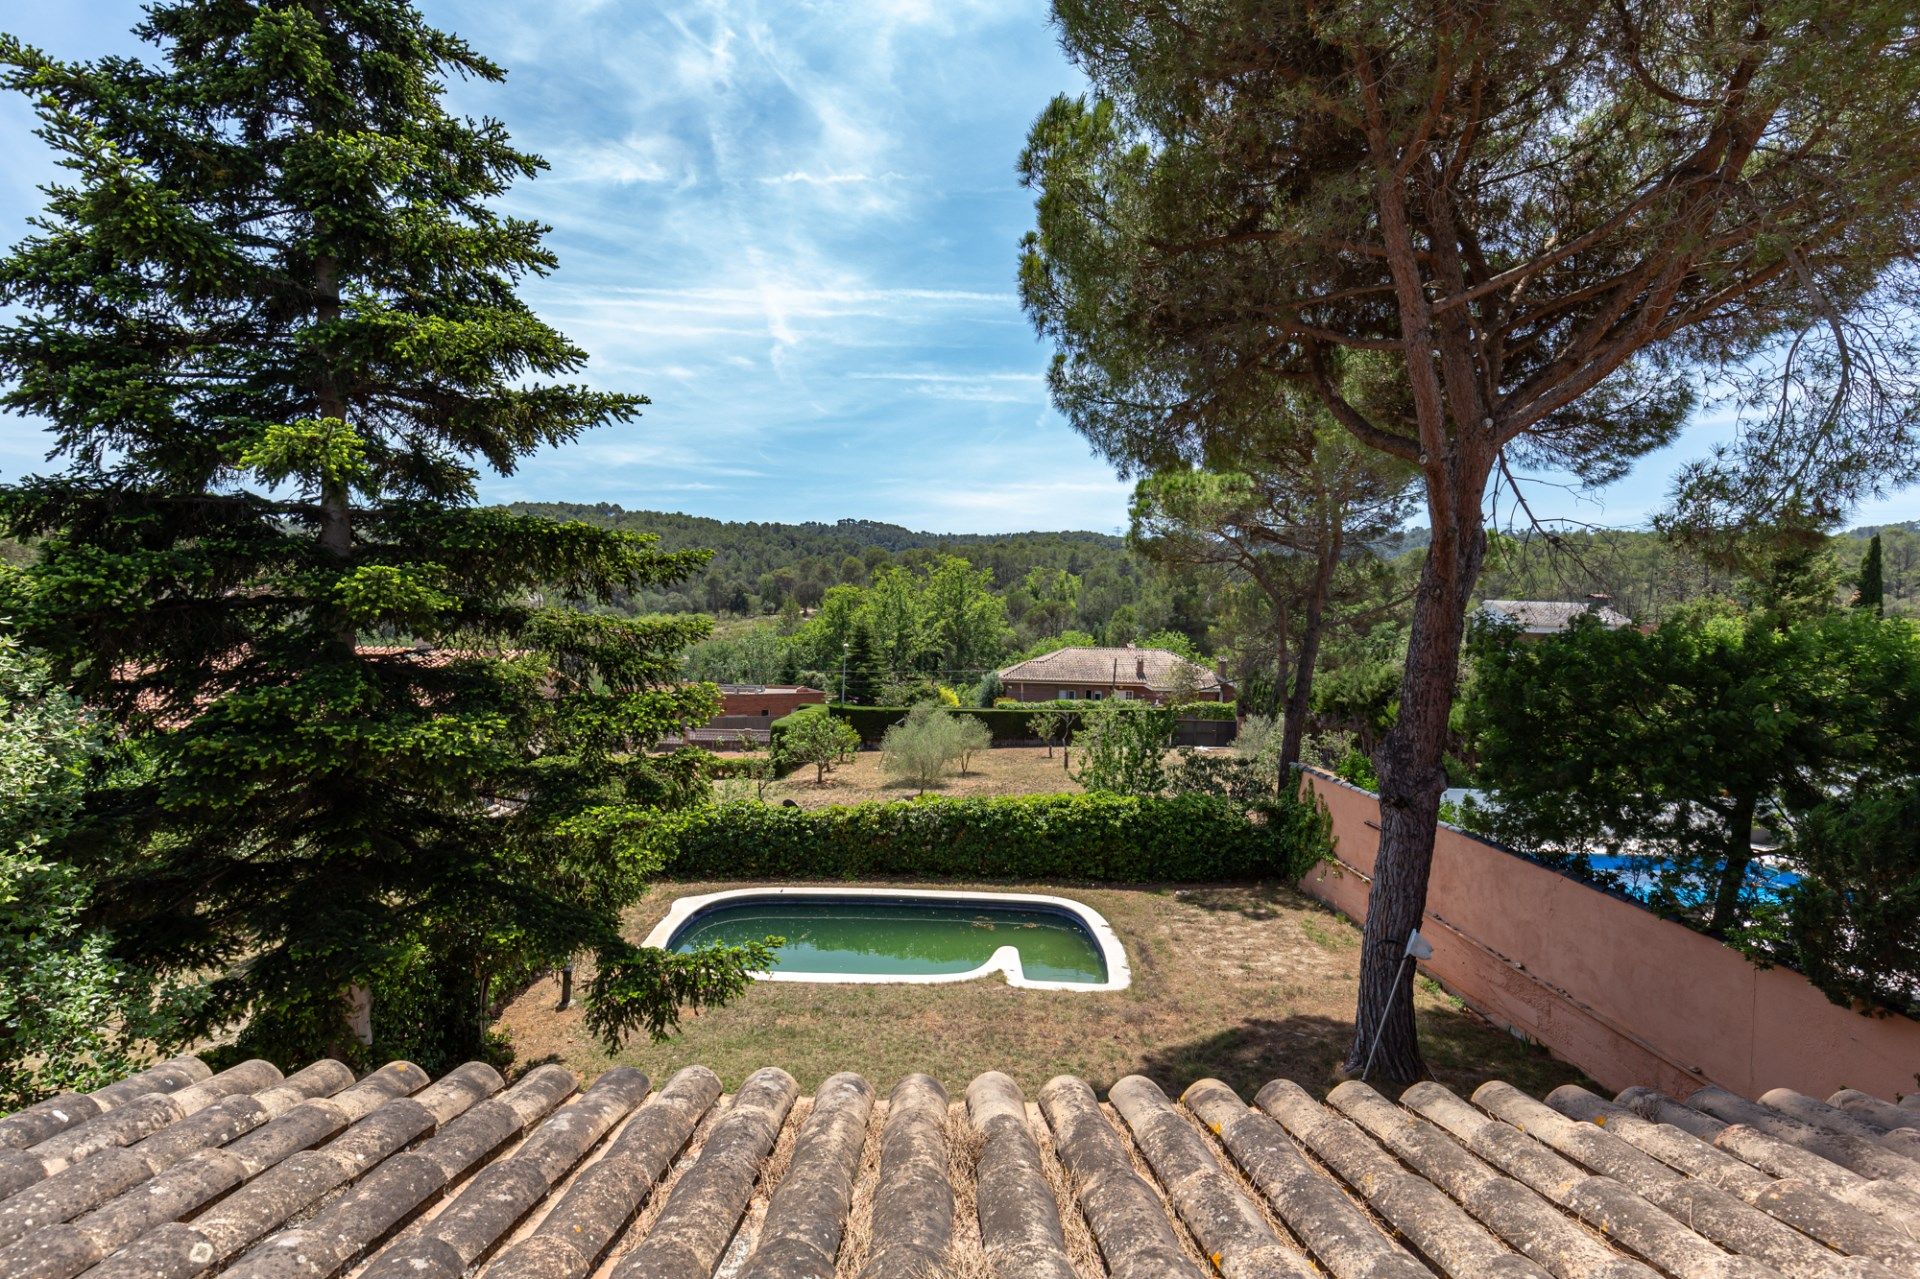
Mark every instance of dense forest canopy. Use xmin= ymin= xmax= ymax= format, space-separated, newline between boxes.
xmin=504 ymin=501 xmax=1220 ymax=646
xmin=505 ymin=504 xmax=1917 ymax=630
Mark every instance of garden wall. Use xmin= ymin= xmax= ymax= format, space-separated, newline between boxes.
xmin=1297 ymin=768 xmax=1920 ymax=1101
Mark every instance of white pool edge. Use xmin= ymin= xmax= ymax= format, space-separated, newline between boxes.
xmin=640 ymin=886 xmax=1132 ymax=992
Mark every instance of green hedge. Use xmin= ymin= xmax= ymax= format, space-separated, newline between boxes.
xmin=651 ymin=791 xmax=1329 ymax=883
xmin=828 ymin=703 xmax=1042 ymax=744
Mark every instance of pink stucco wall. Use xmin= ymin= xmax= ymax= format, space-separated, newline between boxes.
xmin=1298 ymin=770 xmax=1920 ymax=1100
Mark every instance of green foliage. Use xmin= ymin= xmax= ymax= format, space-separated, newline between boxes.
xmin=880 ymin=705 xmax=970 ymax=793
xmin=830 ymin=703 xmax=1036 ymax=746
xmin=0 ymin=3 xmax=750 ymax=1070
xmin=1466 ymin=608 xmax=1920 ymax=936
xmin=1069 ymin=702 xmax=1175 ymax=797
xmin=0 ymin=631 xmax=177 ymax=1107
xmin=1782 ymin=784 xmax=1920 ymax=1016
xmin=524 ymin=504 xmax=1214 ymax=660
xmin=777 ymin=707 xmax=862 ymax=784
xmin=585 ymin=936 xmax=780 ymax=1050
xmin=654 ymin=792 xmax=1329 ymax=883
xmin=1855 ymin=534 xmax=1886 ymax=615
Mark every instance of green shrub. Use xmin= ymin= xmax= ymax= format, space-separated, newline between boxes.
xmin=778 ymin=711 xmax=862 ymax=784
xmin=650 ymin=791 xmax=1330 ymax=883
xmin=1070 ymin=702 xmax=1175 ymax=796
xmin=768 ymin=703 xmax=828 ymax=774
xmin=1178 ymin=701 xmax=1237 ymax=720
xmin=882 ymin=706 xmax=968 ymax=793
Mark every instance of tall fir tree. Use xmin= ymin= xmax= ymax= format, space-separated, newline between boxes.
xmin=1856 ymin=534 xmax=1886 ymax=616
xmin=0 ymin=2 xmax=762 ymax=1069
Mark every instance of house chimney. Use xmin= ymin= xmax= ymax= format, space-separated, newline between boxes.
xmin=1135 ymin=656 xmax=1146 ymax=679
xmin=1584 ymin=593 xmax=1612 ymax=613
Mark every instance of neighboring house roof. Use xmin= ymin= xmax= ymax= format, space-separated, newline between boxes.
xmin=997 ymin=644 xmax=1225 ymax=692
xmin=1480 ymin=598 xmax=1632 ymax=633
xmin=716 ymin=684 xmax=823 ymax=695
xmin=0 ymin=1053 xmax=1909 ymax=1279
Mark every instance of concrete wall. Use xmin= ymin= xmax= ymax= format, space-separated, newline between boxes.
xmin=1298 ymin=769 xmax=1920 ymax=1101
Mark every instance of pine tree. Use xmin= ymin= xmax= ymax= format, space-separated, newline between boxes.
xmin=1857 ymin=534 xmax=1886 ymax=616
xmin=1022 ymin=0 xmax=1920 ymax=1078
xmin=0 ymin=2 xmax=761 ymax=1069
xmin=842 ymin=619 xmax=880 ymax=705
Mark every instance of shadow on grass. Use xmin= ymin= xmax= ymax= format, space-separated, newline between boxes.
xmin=1131 ymin=1007 xmax=1592 ymax=1101
xmin=1169 ymin=881 xmax=1316 ymax=923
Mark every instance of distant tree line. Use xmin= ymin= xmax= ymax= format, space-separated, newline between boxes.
xmin=506 ymin=502 xmax=1218 ymax=648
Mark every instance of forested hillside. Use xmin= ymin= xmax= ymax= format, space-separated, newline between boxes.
xmin=504 ymin=502 xmax=1216 ymax=644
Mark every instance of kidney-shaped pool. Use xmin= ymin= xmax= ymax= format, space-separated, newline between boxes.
xmin=641 ymin=887 xmax=1130 ymax=991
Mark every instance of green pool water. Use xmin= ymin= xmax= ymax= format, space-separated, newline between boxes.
xmin=668 ymin=898 xmax=1109 ymax=984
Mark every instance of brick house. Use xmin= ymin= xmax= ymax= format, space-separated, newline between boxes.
xmin=995 ymin=645 xmax=1232 ymax=705
xmin=716 ymin=684 xmax=825 ymax=719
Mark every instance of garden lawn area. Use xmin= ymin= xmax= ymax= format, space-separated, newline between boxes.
xmin=495 ymin=878 xmax=1591 ymax=1099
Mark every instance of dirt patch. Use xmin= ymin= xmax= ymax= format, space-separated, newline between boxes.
xmin=752 ymin=744 xmax=1086 ymax=806
xmin=496 ymin=879 xmax=1589 ymax=1105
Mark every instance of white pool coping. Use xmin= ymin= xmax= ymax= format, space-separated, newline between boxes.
xmin=641 ymin=886 xmax=1132 ymax=992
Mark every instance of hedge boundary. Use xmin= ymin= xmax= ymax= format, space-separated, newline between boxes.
xmin=649 ymin=791 xmax=1329 ymax=883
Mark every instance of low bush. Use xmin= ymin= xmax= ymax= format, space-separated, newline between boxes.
xmin=1177 ymin=701 xmax=1237 ymax=720
xmin=768 ymin=703 xmax=828 ymax=774
xmin=650 ymin=791 xmax=1331 ymax=883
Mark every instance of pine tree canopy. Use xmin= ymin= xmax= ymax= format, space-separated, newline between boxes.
xmin=1020 ymin=0 xmax=1920 ymax=1080
xmin=0 ymin=1 xmax=751 ymax=1068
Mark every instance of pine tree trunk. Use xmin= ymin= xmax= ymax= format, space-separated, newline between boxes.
xmin=1343 ymin=478 xmax=1486 ymax=1082
xmin=1709 ymin=793 xmax=1758 ymax=934
xmin=1279 ymin=532 xmax=1341 ymax=774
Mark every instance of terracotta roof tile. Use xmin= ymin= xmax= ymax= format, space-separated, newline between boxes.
xmin=996 ymin=646 xmax=1225 ymax=692
xmin=3 ymin=1057 xmax=1916 ymax=1278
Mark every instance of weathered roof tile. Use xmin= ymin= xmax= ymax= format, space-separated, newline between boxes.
xmin=1 ymin=1060 xmax=1916 ymax=1279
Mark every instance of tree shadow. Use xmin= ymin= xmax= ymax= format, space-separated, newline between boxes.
xmin=1131 ymin=1007 xmax=1593 ymax=1101
xmin=1166 ymin=881 xmax=1322 ymax=923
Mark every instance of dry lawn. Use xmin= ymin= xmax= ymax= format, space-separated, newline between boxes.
xmin=753 ymin=744 xmax=1086 ymax=806
xmin=496 ymin=878 xmax=1590 ymax=1101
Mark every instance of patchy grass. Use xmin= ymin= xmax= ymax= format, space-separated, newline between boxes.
xmin=497 ymin=878 xmax=1591 ymax=1101
xmin=752 ymin=744 xmax=1087 ymax=807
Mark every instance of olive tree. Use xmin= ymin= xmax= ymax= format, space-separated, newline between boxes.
xmin=1022 ymin=0 xmax=1920 ymax=1079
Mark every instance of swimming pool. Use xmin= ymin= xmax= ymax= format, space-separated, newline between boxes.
xmin=1583 ymin=854 xmax=1801 ymax=903
xmin=642 ymin=888 xmax=1131 ymax=991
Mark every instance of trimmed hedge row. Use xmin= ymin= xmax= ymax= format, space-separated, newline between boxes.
xmin=651 ymin=791 xmax=1329 ymax=883
xmin=826 ymin=703 xmax=1040 ymax=744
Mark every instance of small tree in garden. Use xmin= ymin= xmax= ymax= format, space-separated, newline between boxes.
xmin=1069 ymin=703 xmax=1174 ymax=797
xmin=953 ymin=716 xmax=992 ymax=774
xmin=780 ymin=712 xmax=861 ymax=785
xmin=881 ymin=706 xmax=965 ymax=795
xmin=1030 ymin=707 xmax=1078 ymax=763
xmin=1023 ymin=0 xmax=1920 ymax=1079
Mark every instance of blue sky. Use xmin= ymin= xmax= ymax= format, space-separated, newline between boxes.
xmin=1 ymin=1 xmax=1915 ymax=536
